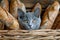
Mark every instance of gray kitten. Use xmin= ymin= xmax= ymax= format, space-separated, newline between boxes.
xmin=18 ymin=8 xmax=41 ymax=30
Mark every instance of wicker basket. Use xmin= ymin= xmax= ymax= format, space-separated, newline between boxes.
xmin=0 ymin=0 xmax=60 ymax=40
xmin=0 ymin=29 xmax=59 ymax=40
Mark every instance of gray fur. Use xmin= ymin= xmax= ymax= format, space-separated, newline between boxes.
xmin=18 ymin=8 xmax=41 ymax=30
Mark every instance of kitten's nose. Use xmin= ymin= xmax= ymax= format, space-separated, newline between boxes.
xmin=28 ymin=23 xmax=32 ymax=28
xmin=29 ymin=25 xmax=31 ymax=27
xmin=29 ymin=25 xmax=31 ymax=28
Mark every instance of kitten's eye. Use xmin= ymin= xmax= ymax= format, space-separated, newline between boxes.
xmin=24 ymin=20 xmax=28 ymax=23
xmin=32 ymin=19 xmax=36 ymax=23
xmin=20 ymin=16 xmax=23 ymax=19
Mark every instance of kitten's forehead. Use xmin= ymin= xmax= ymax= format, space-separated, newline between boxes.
xmin=26 ymin=12 xmax=34 ymax=18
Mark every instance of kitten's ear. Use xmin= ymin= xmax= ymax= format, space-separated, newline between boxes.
xmin=34 ymin=8 xmax=41 ymax=17
xmin=33 ymin=3 xmax=42 ymax=17
xmin=18 ymin=9 xmax=25 ymax=17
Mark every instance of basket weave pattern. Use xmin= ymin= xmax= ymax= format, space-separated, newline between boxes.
xmin=0 ymin=29 xmax=60 ymax=40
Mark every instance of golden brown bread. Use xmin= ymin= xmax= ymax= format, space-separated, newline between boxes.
xmin=17 ymin=0 xmax=26 ymax=13
xmin=40 ymin=1 xmax=60 ymax=29
xmin=0 ymin=0 xmax=9 ymax=11
xmin=0 ymin=0 xmax=9 ymax=30
xmin=10 ymin=0 xmax=26 ymax=19
xmin=52 ymin=12 xmax=60 ymax=29
xmin=10 ymin=0 xmax=18 ymax=19
xmin=0 ymin=21 xmax=4 ymax=30
xmin=0 ymin=6 xmax=20 ymax=30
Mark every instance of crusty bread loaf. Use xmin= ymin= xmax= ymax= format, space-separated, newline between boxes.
xmin=40 ymin=1 xmax=60 ymax=29
xmin=0 ymin=21 xmax=4 ymax=30
xmin=0 ymin=0 xmax=9 ymax=30
xmin=0 ymin=6 xmax=20 ymax=30
xmin=17 ymin=0 xmax=26 ymax=13
xmin=10 ymin=0 xmax=26 ymax=19
xmin=10 ymin=0 xmax=18 ymax=19
xmin=0 ymin=0 xmax=9 ymax=11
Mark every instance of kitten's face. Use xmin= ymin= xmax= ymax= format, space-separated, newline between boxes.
xmin=18 ymin=8 xmax=41 ymax=30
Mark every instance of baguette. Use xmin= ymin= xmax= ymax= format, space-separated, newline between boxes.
xmin=10 ymin=0 xmax=18 ymax=18
xmin=0 ymin=0 xmax=9 ymax=30
xmin=0 ymin=7 xmax=20 ymax=30
xmin=40 ymin=1 xmax=60 ymax=29
xmin=0 ymin=0 xmax=9 ymax=11
xmin=10 ymin=0 xmax=26 ymax=19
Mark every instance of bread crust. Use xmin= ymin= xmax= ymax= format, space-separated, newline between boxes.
xmin=0 ymin=7 xmax=20 ymax=30
xmin=41 ymin=1 xmax=60 ymax=29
